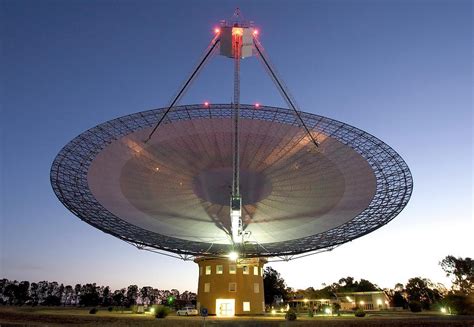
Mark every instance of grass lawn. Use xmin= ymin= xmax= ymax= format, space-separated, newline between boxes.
xmin=0 ymin=306 xmax=473 ymax=326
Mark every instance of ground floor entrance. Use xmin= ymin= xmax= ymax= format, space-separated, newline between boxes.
xmin=216 ymin=299 xmax=235 ymax=317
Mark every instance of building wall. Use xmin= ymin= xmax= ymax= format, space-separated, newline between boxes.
xmin=195 ymin=257 xmax=266 ymax=315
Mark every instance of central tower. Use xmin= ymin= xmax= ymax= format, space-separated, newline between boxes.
xmin=195 ymin=257 xmax=267 ymax=316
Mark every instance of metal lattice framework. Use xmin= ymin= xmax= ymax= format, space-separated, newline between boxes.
xmin=51 ymin=104 xmax=412 ymax=259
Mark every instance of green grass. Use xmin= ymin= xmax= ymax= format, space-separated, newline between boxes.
xmin=0 ymin=306 xmax=473 ymax=326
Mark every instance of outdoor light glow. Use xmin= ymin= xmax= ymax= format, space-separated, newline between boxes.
xmin=149 ymin=307 xmax=155 ymax=314
xmin=271 ymin=309 xmax=276 ymax=314
xmin=214 ymin=28 xmax=220 ymax=34
xmin=228 ymin=251 xmax=239 ymax=261
xmin=325 ymin=307 xmax=332 ymax=314
xmin=253 ymin=29 xmax=259 ymax=36
xmin=377 ymin=299 xmax=382 ymax=305
xmin=204 ymin=101 xmax=209 ymax=107
xmin=255 ymin=103 xmax=260 ymax=108
xmin=280 ymin=308 xmax=284 ymax=312
xmin=441 ymin=307 xmax=447 ymax=314
xmin=304 ymin=298 xmax=308 ymax=303
xmin=232 ymin=27 xmax=243 ymax=36
xmin=360 ymin=300 xmax=365 ymax=305
xmin=346 ymin=296 xmax=352 ymax=302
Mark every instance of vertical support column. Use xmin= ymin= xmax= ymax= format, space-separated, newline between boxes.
xmin=231 ymin=27 xmax=243 ymax=244
xmin=232 ymin=31 xmax=241 ymax=197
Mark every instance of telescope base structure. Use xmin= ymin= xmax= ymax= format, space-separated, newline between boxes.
xmin=195 ymin=257 xmax=267 ymax=316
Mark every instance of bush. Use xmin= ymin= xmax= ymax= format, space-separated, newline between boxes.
xmin=409 ymin=301 xmax=422 ymax=312
xmin=155 ymin=305 xmax=169 ymax=319
xmin=308 ymin=309 xmax=314 ymax=317
xmin=444 ymin=294 xmax=474 ymax=315
xmin=285 ymin=309 xmax=297 ymax=321
xmin=107 ymin=306 xmax=113 ymax=312
xmin=332 ymin=302 xmax=341 ymax=314
xmin=355 ymin=309 xmax=366 ymax=317
xmin=89 ymin=307 xmax=98 ymax=314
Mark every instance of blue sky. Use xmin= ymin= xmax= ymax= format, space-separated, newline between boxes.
xmin=1 ymin=0 xmax=472 ymax=291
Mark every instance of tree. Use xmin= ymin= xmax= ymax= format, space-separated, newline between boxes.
xmin=355 ymin=279 xmax=379 ymax=292
xmin=440 ymin=256 xmax=474 ymax=295
xmin=125 ymin=285 xmax=138 ymax=307
xmin=405 ymin=277 xmax=441 ymax=310
xmin=263 ymin=266 xmax=288 ymax=305
xmin=112 ymin=288 xmax=126 ymax=307
xmin=101 ymin=286 xmax=112 ymax=306
xmin=79 ymin=283 xmax=100 ymax=307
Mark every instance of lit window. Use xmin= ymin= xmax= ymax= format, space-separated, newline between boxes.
xmin=199 ymin=267 xmax=203 ymax=276
xmin=205 ymin=266 xmax=211 ymax=275
xmin=254 ymin=283 xmax=259 ymax=293
xmin=253 ymin=266 xmax=258 ymax=275
xmin=216 ymin=265 xmax=223 ymax=274
xmin=229 ymin=282 xmax=237 ymax=292
xmin=204 ymin=283 xmax=210 ymax=293
xmin=243 ymin=301 xmax=250 ymax=311
xmin=243 ymin=266 xmax=249 ymax=275
xmin=229 ymin=265 xmax=236 ymax=274
xmin=260 ymin=267 xmax=263 ymax=276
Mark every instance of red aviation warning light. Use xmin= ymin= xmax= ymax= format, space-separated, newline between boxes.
xmin=255 ymin=103 xmax=260 ymax=108
xmin=203 ymin=101 xmax=209 ymax=107
xmin=214 ymin=27 xmax=220 ymax=34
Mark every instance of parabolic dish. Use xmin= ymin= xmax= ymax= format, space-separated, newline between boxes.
xmin=51 ymin=104 xmax=412 ymax=257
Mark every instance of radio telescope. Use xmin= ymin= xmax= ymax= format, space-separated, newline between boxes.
xmin=51 ymin=11 xmax=412 ymax=315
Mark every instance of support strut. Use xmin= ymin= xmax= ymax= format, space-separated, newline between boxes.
xmin=253 ymin=38 xmax=319 ymax=148
xmin=145 ymin=37 xmax=221 ymax=143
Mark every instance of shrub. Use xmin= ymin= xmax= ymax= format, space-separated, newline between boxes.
xmin=107 ymin=306 xmax=113 ymax=312
xmin=409 ymin=301 xmax=422 ymax=312
xmin=89 ymin=308 xmax=98 ymax=314
xmin=444 ymin=294 xmax=474 ymax=315
xmin=332 ymin=302 xmax=341 ymax=314
xmin=285 ymin=309 xmax=297 ymax=321
xmin=308 ymin=309 xmax=314 ymax=317
xmin=355 ymin=309 xmax=366 ymax=317
xmin=155 ymin=305 xmax=169 ymax=319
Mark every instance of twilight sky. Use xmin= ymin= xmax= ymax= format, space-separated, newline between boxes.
xmin=1 ymin=0 xmax=472 ymax=292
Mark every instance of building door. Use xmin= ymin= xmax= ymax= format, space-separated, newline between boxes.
xmin=216 ymin=299 xmax=235 ymax=317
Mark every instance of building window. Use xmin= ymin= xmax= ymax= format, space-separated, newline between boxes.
xmin=243 ymin=301 xmax=250 ymax=312
xmin=205 ymin=265 xmax=211 ymax=275
xmin=253 ymin=266 xmax=258 ymax=275
xmin=229 ymin=282 xmax=237 ymax=292
xmin=229 ymin=265 xmax=236 ymax=274
xmin=216 ymin=265 xmax=223 ymax=274
xmin=260 ymin=267 xmax=263 ymax=276
xmin=204 ymin=283 xmax=210 ymax=293
xmin=243 ymin=265 xmax=249 ymax=274
xmin=199 ymin=267 xmax=203 ymax=276
xmin=254 ymin=283 xmax=259 ymax=293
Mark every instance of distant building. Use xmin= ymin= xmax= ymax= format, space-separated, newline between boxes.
xmin=288 ymin=291 xmax=390 ymax=312
xmin=337 ymin=291 xmax=390 ymax=311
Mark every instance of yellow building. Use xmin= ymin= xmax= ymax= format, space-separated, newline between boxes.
xmin=195 ymin=257 xmax=266 ymax=316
